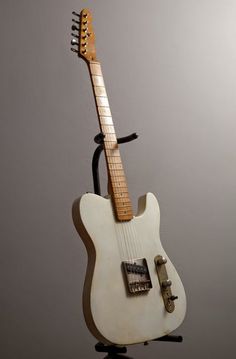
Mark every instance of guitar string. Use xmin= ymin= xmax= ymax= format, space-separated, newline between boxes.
xmin=107 ymin=142 xmax=135 ymax=263
xmin=108 ymin=150 xmax=133 ymax=263
xmin=93 ymin=64 xmax=139 ymax=270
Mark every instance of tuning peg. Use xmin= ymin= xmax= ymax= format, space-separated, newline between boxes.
xmin=71 ymin=33 xmax=79 ymax=39
xmin=71 ymin=38 xmax=79 ymax=46
xmin=72 ymin=19 xmax=80 ymax=25
xmin=71 ymin=24 xmax=79 ymax=31
xmin=71 ymin=47 xmax=79 ymax=53
xmin=72 ymin=11 xmax=80 ymax=17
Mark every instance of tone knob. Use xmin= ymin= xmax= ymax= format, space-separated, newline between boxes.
xmin=162 ymin=279 xmax=172 ymax=288
xmin=156 ymin=256 xmax=167 ymax=265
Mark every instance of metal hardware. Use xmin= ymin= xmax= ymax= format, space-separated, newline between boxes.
xmin=72 ymin=11 xmax=80 ymax=17
xmin=162 ymin=279 xmax=172 ymax=288
xmin=71 ymin=24 xmax=79 ymax=31
xmin=71 ymin=48 xmax=79 ymax=53
xmin=154 ymin=255 xmax=176 ymax=313
xmin=72 ymin=19 xmax=80 ymax=25
xmin=71 ymin=33 xmax=79 ymax=38
xmin=71 ymin=39 xmax=79 ymax=46
xmin=122 ymin=258 xmax=152 ymax=294
xmin=156 ymin=255 xmax=167 ymax=265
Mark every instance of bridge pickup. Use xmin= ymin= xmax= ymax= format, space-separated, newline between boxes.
xmin=122 ymin=258 xmax=152 ymax=294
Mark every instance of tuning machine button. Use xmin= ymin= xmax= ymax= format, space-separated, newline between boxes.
xmin=71 ymin=38 xmax=79 ymax=46
xmin=72 ymin=19 xmax=80 ymax=25
xmin=170 ymin=295 xmax=178 ymax=301
xmin=71 ymin=48 xmax=79 ymax=53
xmin=72 ymin=11 xmax=80 ymax=17
xmin=162 ymin=279 xmax=172 ymax=288
xmin=71 ymin=33 xmax=79 ymax=39
xmin=71 ymin=24 xmax=79 ymax=31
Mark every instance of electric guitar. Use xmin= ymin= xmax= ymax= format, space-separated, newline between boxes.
xmin=71 ymin=8 xmax=186 ymax=346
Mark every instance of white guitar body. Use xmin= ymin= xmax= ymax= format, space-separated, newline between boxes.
xmin=72 ymin=192 xmax=186 ymax=346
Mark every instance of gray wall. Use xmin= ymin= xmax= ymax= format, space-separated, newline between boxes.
xmin=1 ymin=1 xmax=235 ymax=358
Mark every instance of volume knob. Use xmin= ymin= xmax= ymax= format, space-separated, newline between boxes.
xmin=156 ymin=256 xmax=167 ymax=265
xmin=162 ymin=279 xmax=172 ymax=288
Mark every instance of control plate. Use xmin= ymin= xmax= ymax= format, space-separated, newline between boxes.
xmin=154 ymin=255 xmax=176 ymax=313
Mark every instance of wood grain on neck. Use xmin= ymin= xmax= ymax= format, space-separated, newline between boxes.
xmin=88 ymin=61 xmax=133 ymax=221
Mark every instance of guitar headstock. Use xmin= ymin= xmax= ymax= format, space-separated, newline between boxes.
xmin=71 ymin=8 xmax=97 ymax=62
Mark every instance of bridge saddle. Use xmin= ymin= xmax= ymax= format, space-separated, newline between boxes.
xmin=122 ymin=258 xmax=152 ymax=294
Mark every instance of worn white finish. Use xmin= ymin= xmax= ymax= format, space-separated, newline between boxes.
xmin=72 ymin=192 xmax=186 ymax=345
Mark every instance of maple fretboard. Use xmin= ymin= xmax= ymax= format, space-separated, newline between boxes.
xmin=89 ymin=61 xmax=133 ymax=221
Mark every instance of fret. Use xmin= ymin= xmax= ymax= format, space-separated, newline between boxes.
xmin=114 ymin=195 xmax=131 ymax=202
xmin=100 ymin=116 xmax=113 ymax=125
xmin=112 ymin=189 xmax=129 ymax=194
xmin=111 ymin=178 xmax=127 ymax=184
xmin=106 ymin=151 xmax=120 ymax=157
xmin=106 ymin=156 xmax=121 ymax=159
xmin=108 ymin=163 xmax=123 ymax=169
xmin=107 ymin=157 xmax=122 ymax=164
xmin=89 ymin=61 xmax=133 ymax=221
xmin=109 ymin=171 xmax=124 ymax=177
xmin=114 ymin=198 xmax=131 ymax=204
xmin=90 ymin=62 xmax=102 ymax=76
xmin=104 ymin=134 xmax=117 ymax=141
xmin=116 ymin=211 xmax=133 ymax=216
xmin=112 ymin=185 xmax=129 ymax=190
xmin=109 ymin=176 xmax=126 ymax=182
xmin=96 ymin=96 xmax=109 ymax=107
xmin=104 ymin=138 xmax=117 ymax=143
xmin=117 ymin=208 xmax=132 ymax=215
xmin=101 ymin=125 xmax=115 ymax=133
xmin=92 ymin=75 xmax=104 ymax=86
xmin=115 ymin=207 xmax=132 ymax=212
xmin=104 ymin=144 xmax=118 ymax=151
xmin=94 ymin=86 xmax=107 ymax=97
xmin=98 ymin=107 xmax=111 ymax=116
xmin=113 ymin=185 xmax=129 ymax=191
xmin=116 ymin=213 xmax=134 ymax=220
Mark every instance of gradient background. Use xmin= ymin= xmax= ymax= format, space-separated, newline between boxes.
xmin=1 ymin=1 xmax=236 ymax=358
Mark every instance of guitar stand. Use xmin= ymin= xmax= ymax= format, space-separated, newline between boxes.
xmin=95 ymin=335 xmax=183 ymax=359
xmin=92 ymin=132 xmax=183 ymax=358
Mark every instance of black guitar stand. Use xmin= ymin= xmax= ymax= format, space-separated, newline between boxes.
xmin=92 ymin=132 xmax=183 ymax=358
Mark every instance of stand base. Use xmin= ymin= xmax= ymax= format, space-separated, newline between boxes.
xmin=95 ymin=335 xmax=183 ymax=359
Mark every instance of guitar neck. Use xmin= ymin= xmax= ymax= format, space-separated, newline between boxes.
xmin=88 ymin=61 xmax=133 ymax=221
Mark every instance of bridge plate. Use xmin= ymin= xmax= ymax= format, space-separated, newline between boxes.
xmin=122 ymin=258 xmax=152 ymax=294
